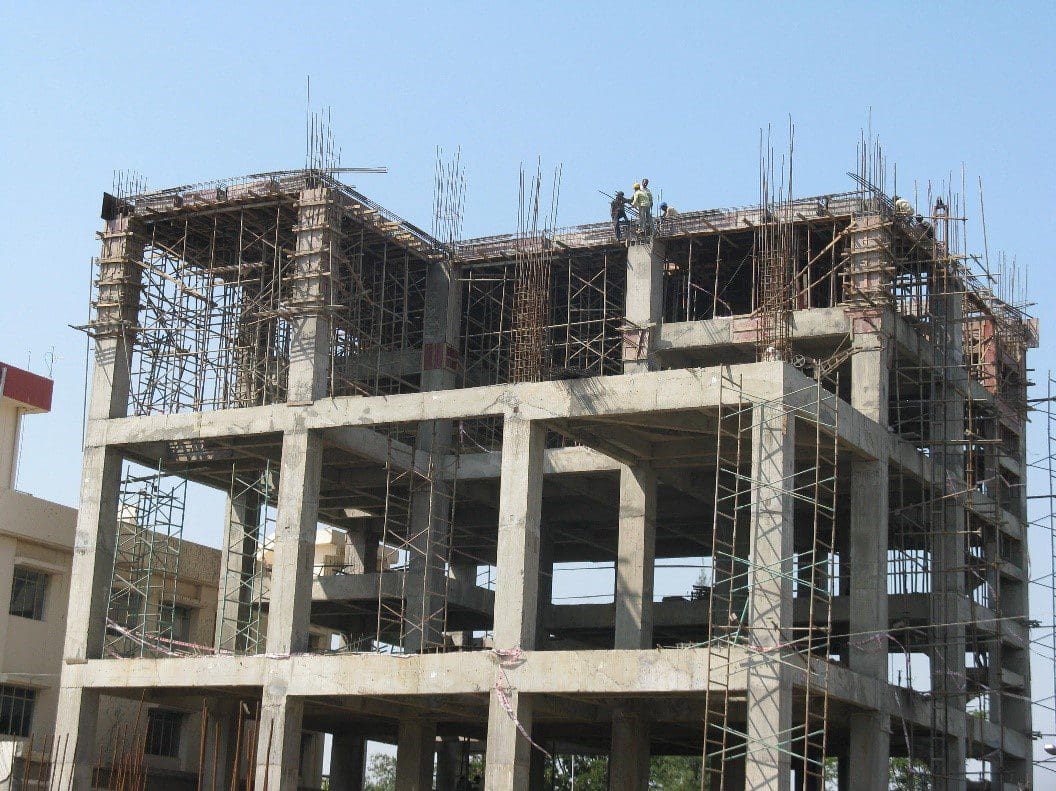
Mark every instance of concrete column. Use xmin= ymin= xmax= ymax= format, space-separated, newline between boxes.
xmin=215 ymin=486 xmax=263 ymax=652
xmin=57 ymin=218 xmax=143 ymax=790
xmin=484 ymin=415 xmax=544 ymax=790
xmin=405 ymin=425 xmax=453 ymax=652
xmin=609 ymin=707 xmax=650 ymax=791
xmin=451 ymin=563 xmax=478 ymax=649
xmin=836 ymin=751 xmax=850 ymax=791
xmin=846 ymin=457 xmax=890 ymax=786
xmin=200 ymin=699 xmax=239 ymax=791
xmin=344 ymin=526 xmax=379 ymax=574
xmin=287 ymin=187 xmax=338 ymax=404
xmin=405 ymin=253 xmax=463 ymax=653
xmin=528 ymin=734 xmax=547 ymax=790
xmin=329 ymin=735 xmax=367 ymax=791
xmin=484 ymin=691 xmax=533 ymax=791
xmin=614 ymin=465 xmax=657 ymax=649
xmin=997 ymin=418 xmax=1031 ymax=787
xmin=845 ymin=314 xmax=892 ymax=791
xmin=254 ymin=687 xmax=304 ymax=791
xmin=266 ymin=429 xmax=323 ymax=655
xmin=396 ymin=720 xmax=436 ymax=791
xmin=744 ymin=402 xmax=794 ymax=791
xmin=622 ymin=239 xmax=665 ymax=373
xmin=930 ymin=286 xmax=967 ymax=791
xmin=435 ymin=738 xmax=460 ymax=791
xmin=536 ymin=531 xmax=554 ymax=647
xmin=491 ymin=416 xmax=544 ymax=649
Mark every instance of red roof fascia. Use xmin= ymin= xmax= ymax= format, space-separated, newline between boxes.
xmin=0 ymin=362 xmax=53 ymax=413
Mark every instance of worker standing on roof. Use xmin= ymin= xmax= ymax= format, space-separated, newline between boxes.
xmin=631 ymin=178 xmax=654 ymax=235
xmin=658 ymin=201 xmax=678 ymax=232
xmin=892 ymin=194 xmax=914 ymax=221
xmin=610 ymin=190 xmax=630 ymax=241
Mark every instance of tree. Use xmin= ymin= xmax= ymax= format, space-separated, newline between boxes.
xmin=545 ymin=754 xmax=609 ymax=790
xmin=649 ymin=755 xmax=702 ymax=790
xmin=363 ymin=753 xmax=396 ymax=791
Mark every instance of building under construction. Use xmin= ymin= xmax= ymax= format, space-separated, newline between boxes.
xmin=55 ymin=142 xmax=1038 ymax=791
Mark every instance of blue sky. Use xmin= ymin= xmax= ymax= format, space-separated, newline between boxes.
xmin=2 ymin=0 xmax=1054 ymax=768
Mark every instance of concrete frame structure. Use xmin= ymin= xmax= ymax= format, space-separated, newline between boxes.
xmin=56 ymin=172 xmax=1035 ymax=790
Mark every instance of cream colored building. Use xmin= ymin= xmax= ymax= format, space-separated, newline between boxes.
xmin=0 ymin=363 xmax=326 ymax=789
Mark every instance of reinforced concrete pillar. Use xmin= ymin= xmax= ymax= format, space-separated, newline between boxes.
xmin=396 ymin=720 xmax=436 ymax=791
xmin=614 ymin=466 xmax=657 ymax=649
xmin=622 ymin=239 xmax=665 ymax=373
xmin=266 ymin=429 xmax=323 ymax=655
xmin=405 ymin=423 xmax=453 ymax=652
xmin=200 ymin=699 xmax=239 ymax=791
xmin=930 ymin=285 xmax=967 ymax=791
xmin=254 ymin=687 xmax=304 ymax=791
xmin=484 ymin=415 xmax=544 ymax=790
xmin=846 ymin=456 xmax=891 ymax=790
xmin=536 ymin=531 xmax=554 ymax=647
xmin=609 ymin=707 xmax=650 ymax=791
xmin=57 ymin=214 xmax=143 ymax=790
xmin=344 ymin=526 xmax=379 ymax=574
xmin=329 ymin=735 xmax=367 ymax=791
xmin=405 ymin=251 xmax=462 ymax=653
xmin=844 ymin=311 xmax=892 ymax=790
xmin=527 ymin=728 xmax=547 ymax=790
xmin=744 ymin=402 xmax=794 ymax=791
xmin=287 ymin=187 xmax=338 ymax=404
xmin=435 ymin=738 xmax=460 ymax=791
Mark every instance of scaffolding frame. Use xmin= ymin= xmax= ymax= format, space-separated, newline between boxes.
xmin=699 ymin=371 xmax=841 ymax=789
xmin=217 ymin=463 xmax=276 ymax=655
xmin=104 ymin=462 xmax=187 ymax=659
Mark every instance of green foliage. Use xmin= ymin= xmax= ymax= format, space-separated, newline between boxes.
xmin=648 ymin=755 xmax=703 ymax=789
xmin=363 ymin=753 xmax=396 ymax=791
xmin=545 ymin=754 xmax=609 ymax=790
xmin=889 ymin=757 xmax=932 ymax=789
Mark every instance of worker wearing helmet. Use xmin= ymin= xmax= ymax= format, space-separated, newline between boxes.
xmin=892 ymin=195 xmax=913 ymax=220
xmin=631 ymin=180 xmax=653 ymax=235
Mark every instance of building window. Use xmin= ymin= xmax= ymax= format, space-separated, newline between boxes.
xmin=110 ymin=591 xmax=145 ymax=630
xmin=171 ymin=605 xmax=192 ymax=644
xmin=0 ymin=685 xmax=36 ymax=737
xmin=145 ymin=710 xmax=183 ymax=758
xmin=9 ymin=567 xmax=48 ymax=621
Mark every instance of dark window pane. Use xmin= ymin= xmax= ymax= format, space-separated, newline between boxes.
xmin=145 ymin=710 xmax=182 ymax=757
xmin=9 ymin=567 xmax=48 ymax=621
xmin=0 ymin=685 xmax=36 ymax=737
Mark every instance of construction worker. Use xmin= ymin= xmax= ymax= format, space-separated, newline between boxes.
xmin=610 ymin=190 xmax=630 ymax=240
xmin=892 ymin=194 xmax=913 ymax=220
xmin=631 ymin=179 xmax=654 ymax=234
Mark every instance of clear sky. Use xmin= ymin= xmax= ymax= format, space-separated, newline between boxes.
xmin=2 ymin=0 xmax=1054 ymax=772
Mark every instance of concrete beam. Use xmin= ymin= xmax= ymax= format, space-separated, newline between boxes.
xmin=655 ymin=306 xmax=852 ymax=360
xmin=64 ymin=651 xmax=1028 ymax=758
xmin=91 ymin=362 xmax=889 ymax=469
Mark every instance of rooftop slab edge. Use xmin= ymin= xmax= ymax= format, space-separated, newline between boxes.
xmin=454 ymin=190 xmax=869 ymax=261
xmin=0 ymin=361 xmax=53 ymax=413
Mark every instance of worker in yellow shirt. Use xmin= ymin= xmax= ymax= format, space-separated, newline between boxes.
xmin=631 ymin=178 xmax=653 ymax=235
